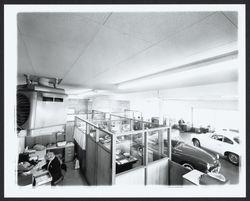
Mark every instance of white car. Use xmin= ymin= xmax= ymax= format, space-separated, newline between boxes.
xmin=191 ymin=130 xmax=240 ymax=165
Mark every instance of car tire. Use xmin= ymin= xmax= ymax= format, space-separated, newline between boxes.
xmin=182 ymin=163 xmax=194 ymax=170
xmin=193 ymin=139 xmax=200 ymax=147
xmin=227 ymin=152 xmax=239 ymax=165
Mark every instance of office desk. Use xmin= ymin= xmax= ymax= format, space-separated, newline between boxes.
xmin=18 ymin=164 xmax=51 ymax=186
xmin=116 ymin=155 xmax=138 ymax=174
xmin=46 ymin=142 xmax=75 ymax=162
xmin=182 ymin=169 xmax=204 ymax=185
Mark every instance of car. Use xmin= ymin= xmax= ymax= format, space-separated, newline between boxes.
xmin=167 ymin=140 xmax=221 ymax=173
xmin=147 ymin=136 xmax=221 ymax=174
xmin=191 ymin=130 xmax=240 ymax=165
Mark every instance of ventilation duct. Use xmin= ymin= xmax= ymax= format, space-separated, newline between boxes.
xmin=17 ymin=75 xmax=67 ymax=136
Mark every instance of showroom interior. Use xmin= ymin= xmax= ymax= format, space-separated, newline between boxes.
xmin=14 ymin=9 xmax=243 ymax=188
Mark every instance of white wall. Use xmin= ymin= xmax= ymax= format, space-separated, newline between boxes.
xmin=130 ymin=98 xmax=160 ymax=121
xmin=125 ymin=82 xmax=239 ymax=129
xmin=163 ymin=100 xmax=239 ymax=129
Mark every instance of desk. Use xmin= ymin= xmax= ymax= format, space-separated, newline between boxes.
xmin=32 ymin=169 xmax=52 ymax=186
xmin=182 ymin=169 xmax=204 ymax=185
xmin=116 ymin=155 xmax=138 ymax=174
xmin=18 ymin=165 xmax=51 ymax=186
xmin=46 ymin=142 xmax=75 ymax=162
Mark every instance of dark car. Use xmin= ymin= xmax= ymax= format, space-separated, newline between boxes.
xmin=168 ymin=140 xmax=221 ymax=173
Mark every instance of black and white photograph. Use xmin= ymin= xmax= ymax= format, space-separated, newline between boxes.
xmin=4 ymin=4 xmax=246 ymax=197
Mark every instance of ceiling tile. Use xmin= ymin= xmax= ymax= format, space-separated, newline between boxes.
xmin=17 ymin=12 xmax=239 ymax=92
xmin=18 ymin=34 xmax=36 ymax=75
xmin=22 ymin=35 xmax=85 ymax=78
xmin=62 ymin=26 xmax=151 ymax=85
xmin=82 ymin=12 xmax=111 ymax=24
xmin=18 ymin=13 xmax=101 ymax=49
xmin=158 ymin=12 xmax=237 ymax=58
xmin=222 ymin=11 xmax=238 ymax=27
xmin=105 ymin=12 xmax=213 ymax=43
xmin=98 ymin=12 xmax=238 ymax=84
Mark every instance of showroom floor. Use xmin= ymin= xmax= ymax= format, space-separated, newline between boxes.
xmin=171 ymin=129 xmax=240 ymax=184
xmin=55 ymin=130 xmax=239 ymax=186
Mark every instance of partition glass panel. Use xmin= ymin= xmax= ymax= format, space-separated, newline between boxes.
xmin=162 ymin=128 xmax=170 ymax=157
xmin=147 ymin=129 xmax=169 ymax=163
xmin=116 ymin=132 xmax=144 ymax=174
xmin=75 ymin=117 xmax=86 ymax=133
xmin=92 ymin=111 xmax=106 ymax=121
xmin=98 ymin=129 xmax=111 ymax=150
xmin=147 ymin=130 xmax=160 ymax=163
xmin=89 ymin=125 xmax=97 ymax=138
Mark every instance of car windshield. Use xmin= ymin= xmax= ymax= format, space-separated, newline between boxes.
xmin=171 ymin=140 xmax=182 ymax=148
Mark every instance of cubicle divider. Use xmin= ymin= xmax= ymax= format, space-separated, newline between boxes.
xmin=168 ymin=160 xmax=191 ymax=185
xmin=124 ymin=109 xmax=142 ymax=120
xmin=146 ymin=157 xmax=169 ymax=185
xmin=74 ymin=114 xmax=171 ymax=186
xmin=90 ymin=110 xmax=160 ymax=131
xmin=113 ymin=127 xmax=171 ymax=185
xmin=74 ymin=116 xmax=113 ymax=185
xmin=115 ymin=166 xmax=145 ymax=185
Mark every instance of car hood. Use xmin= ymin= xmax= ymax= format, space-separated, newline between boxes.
xmin=175 ymin=143 xmax=217 ymax=164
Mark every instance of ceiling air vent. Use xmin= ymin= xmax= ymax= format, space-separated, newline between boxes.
xmin=17 ymin=93 xmax=30 ymax=128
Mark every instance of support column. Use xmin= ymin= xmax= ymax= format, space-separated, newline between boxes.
xmin=158 ymin=99 xmax=164 ymax=125
xmin=111 ymin=134 xmax=116 ymax=185
xmin=144 ymin=131 xmax=148 ymax=185
xmin=191 ymin=106 xmax=194 ymax=128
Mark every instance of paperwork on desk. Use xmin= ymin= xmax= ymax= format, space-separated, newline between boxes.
xmin=57 ymin=141 xmax=67 ymax=147
xmin=33 ymin=170 xmax=52 ymax=186
xmin=29 ymin=149 xmax=46 ymax=161
xmin=119 ymin=159 xmax=128 ymax=164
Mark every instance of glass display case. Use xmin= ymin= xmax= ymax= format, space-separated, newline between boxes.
xmin=115 ymin=132 xmax=144 ymax=174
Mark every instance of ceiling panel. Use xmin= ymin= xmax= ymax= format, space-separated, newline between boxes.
xmin=22 ymin=35 xmax=85 ymax=78
xmin=95 ymin=12 xmax=238 ymax=84
xmin=95 ymin=45 xmax=174 ymax=84
xmin=223 ymin=11 xmax=238 ymax=27
xmin=158 ymin=12 xmax=237 ymax=57
xmin=18 ymin=13 xmax=102 ymax=49
xmin=17 ymin=12 xmax=238 ymax=92
xmin=18 ymin=34 xmax=36 ymax=76
xmin=105 ymin=12 xmax=213 ymax=43
xmin=62 ymin=26 xmax=151 ymax=85
xmin=82 ymin=12 xmax=111 ymax=24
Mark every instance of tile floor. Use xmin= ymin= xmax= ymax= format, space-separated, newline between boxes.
xmin=57 ymin=161 xmax=88 ymax=186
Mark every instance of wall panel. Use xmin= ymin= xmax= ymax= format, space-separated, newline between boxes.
xmin=146 ymin=158 xmax=169 ymax=185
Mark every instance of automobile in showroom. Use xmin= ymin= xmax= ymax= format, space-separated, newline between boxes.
xmin=146 ymin=135 xmax=222 ymax=174
xmin=166 ymin=140 xmax=221 ymax=173
xmin=191 ymin=130 xmax=240 ymax=165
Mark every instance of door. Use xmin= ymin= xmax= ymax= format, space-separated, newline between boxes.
xmin=207 ymin=134 xmax=225 ymax=155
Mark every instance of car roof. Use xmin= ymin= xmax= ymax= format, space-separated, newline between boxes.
xmin=212 ymin=130 xmax=239 ymax=138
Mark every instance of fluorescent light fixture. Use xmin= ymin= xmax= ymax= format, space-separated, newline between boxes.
xmin=220 ymin=95 xmax=238 ymax=100
xmin=64 ymin=88 xmax=92 ymax=95
xmin=117 ymin=58 xmax=238 ymax=90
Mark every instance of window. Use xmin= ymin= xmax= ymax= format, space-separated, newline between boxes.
xmin=233 ymin=137 xmax=239 ymax=144
xmin=211 ymin=134 xmax=223 ymax=141
xmin=42 ymin=97 xmax=53 ymax=102
xmin=54 ymin=98 xmax=63 ymax=102
xmin=223 ymin=137 xmax=233 ymax=144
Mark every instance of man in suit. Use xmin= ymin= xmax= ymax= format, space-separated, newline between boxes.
xmin=42 ymin=152 xmax=63 ymax=185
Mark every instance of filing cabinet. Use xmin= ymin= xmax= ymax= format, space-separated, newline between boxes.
xmin=64 ymin=142 xmax=75 ymax=162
